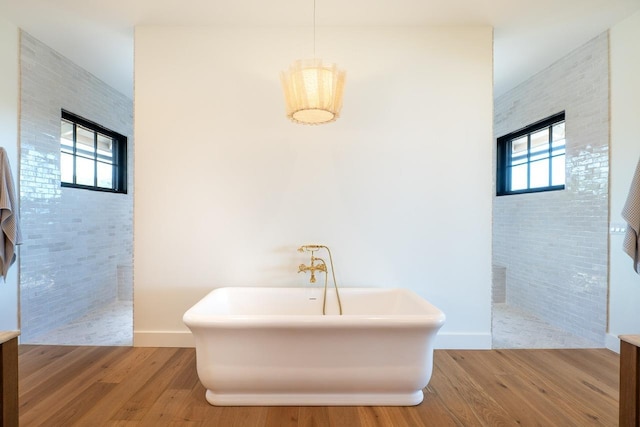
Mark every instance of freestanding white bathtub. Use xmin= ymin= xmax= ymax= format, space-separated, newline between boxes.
xmin=183 ymin=287 xmax=445 ymax=406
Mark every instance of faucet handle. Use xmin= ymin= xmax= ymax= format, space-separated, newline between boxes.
xmin=298 ymin=264 xmax=307 ymax=273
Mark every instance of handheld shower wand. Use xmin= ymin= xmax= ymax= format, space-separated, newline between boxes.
xmin=298 ymin=245 xmax=323 ymax=252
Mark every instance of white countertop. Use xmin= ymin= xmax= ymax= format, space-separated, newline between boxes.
xmin=0 ymin=331 xmax=20 ymax=344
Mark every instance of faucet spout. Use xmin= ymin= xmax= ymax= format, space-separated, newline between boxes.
xmin=296 ymin=244 xmax=343 ymax=315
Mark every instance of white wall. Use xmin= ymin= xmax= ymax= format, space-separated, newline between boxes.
xmin=0 ymin=17 xmax=20 ymax=331
xmin=608 ymin=10 xmax=640 ymax=351
xmin=134 ymin=25 xmax=493 ymax=348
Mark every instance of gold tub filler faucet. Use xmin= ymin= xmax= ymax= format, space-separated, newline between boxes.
xmin=298 ymin=245 xmax=343 ymax=315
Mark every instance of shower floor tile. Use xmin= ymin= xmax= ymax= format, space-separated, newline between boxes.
xmin=492 ymin=303 xmax=601 ymax=349
xmin=28 ymin=300 xmax=132 ymax=346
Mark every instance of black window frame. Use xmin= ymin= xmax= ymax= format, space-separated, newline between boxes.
xmin=496 ymin=111 xmax=566 ymax=196
xmin=60 ymin=110 xmax=127 ymax=194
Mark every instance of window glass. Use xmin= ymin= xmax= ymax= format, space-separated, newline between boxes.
xmin=60 ymin=111 xmax=127 ymax=193
xmin=76 ymin=126 xmax=95 ymax=159
xmin=61 ymin=120 xmax=74 ymax=154
xmin=553 ymin=123 xmax=565 ymax=141
xmin=529 ymin=129 xmax=549 ymax=162
xmin=511 ymin=136 xmax=528 ymax=166
xmin=530 ymin=159 xmax=549 ymax=188
xmin=97 ymin=134 xmax=113 ymax=163
xmin=551 ymin=155 xmax=565 ymax=186
xmin=97 ymin=162 xmax=113 ymax=188
xmin=497 ymin=112 xmax=565 ymax=196
xmin=75 ymin=156 xmax=95 ymax=186
xmin=61 ymin=152 xmax=74 ymax=183
xmin=510 ymin=164 xmax=528 ymax=191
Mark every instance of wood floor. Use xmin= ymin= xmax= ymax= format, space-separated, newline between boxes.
xmin=18 ymin=345 xmax=619 ymax=426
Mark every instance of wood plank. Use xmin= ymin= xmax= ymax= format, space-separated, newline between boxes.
xmin=19 ymin=346 xmax=113 ymax=424
xmin=138 ymin=389 xmax=200 ymax=426
xmin=20 ymin=346 xmax=129 ymax=427
xmin=19 ymin=346 xmax=97 ymax=395
xmin=72 ymin=348 xmax=180 ymax=425
xmin=39 ymin=380 xmax=118 ymax=426
xmin=17 ymin=346 xmax=620 ymax=426
xmin=430 ymin=350 xmax=515 ymax=426
xmin=357 ymin=406 xmax=402 ymax=427
xmin=174 ymin=380 xmax=215 ymax=423
xmin=326 ymin=407 xmax=363 ymax=427
xmin=451 ymin=349 xmax=599 ymax=425
xmin=553 ymin=348 xmax=619 ymax=390
xmin=109 ymin=349 xmax=195 ymax=422
xmin=265 ymin=406 xmax=299 ymax=427
xmin=96 ymin=346 xmax=159 ymax=384
xmin=213 ymin=406 xmax=268 ymax=427
xmin=17 ymin=345 xmax=78 ymax=386
xmin=504 ymin=349 xmax=618 ymax=425
xmin=165 ymin=349 xmax=199 ymax=391
xmin=411 ymin=384 xmax=465 ymax=427
xmin=507 ymin=350 xmax=617 ymax=425
xmin=380 ymin=406 xmax=420 ymax=427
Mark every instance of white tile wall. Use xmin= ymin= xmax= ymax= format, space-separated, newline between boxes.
xmin=19 ymin=32 xmax=134 ymax=342
xmin=493 ymin=33 xmax=609 ymax=345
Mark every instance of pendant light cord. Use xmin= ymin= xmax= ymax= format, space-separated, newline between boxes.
xmin=313 ymin=0 xmax=316 ymax=59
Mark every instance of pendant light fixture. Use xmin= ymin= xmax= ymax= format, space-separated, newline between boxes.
xmin=280 ymin=0 xmax=346 ymax=125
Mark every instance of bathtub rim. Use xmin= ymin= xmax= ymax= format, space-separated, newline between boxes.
xmin=182 ymin=286 xmax=446 ymax=329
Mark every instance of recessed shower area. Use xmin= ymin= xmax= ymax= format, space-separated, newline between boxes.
xmin=18 ymin=33 xmax=134 ymax=346
xmin=491 ymin=33 xmax=609 ymax=349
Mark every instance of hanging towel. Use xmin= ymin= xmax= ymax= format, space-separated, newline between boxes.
xmin=0 ymin=148 xmax=22 ymax=281
xmin=622 ymin=156 xmax=640 ymax=274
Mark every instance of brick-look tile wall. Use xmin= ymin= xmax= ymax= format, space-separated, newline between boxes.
xmin=493 ymin=33 xmax=609 ymax=344
xmin=19 ymin=32 xmax=133 ymax=342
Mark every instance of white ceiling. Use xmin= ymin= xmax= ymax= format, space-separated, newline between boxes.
xmin=1 ymin=0 xmax=639 ymax=100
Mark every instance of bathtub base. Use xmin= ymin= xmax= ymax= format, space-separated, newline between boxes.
xmin=205 ymin=389 xmax=425 ymax=406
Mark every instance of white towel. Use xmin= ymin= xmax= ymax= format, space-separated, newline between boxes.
xmin=0 ymin=147 xmax=22 ymax=281
xmin=622 ymin=156 xmax=640 ymax=274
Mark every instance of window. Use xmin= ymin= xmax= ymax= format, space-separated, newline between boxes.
xmin=60 ymin=110 xmax=127 ymax=193
xmin=496 ymin=112 xmax=565 ymax=196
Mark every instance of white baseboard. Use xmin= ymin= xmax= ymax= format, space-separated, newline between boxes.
xmin=605 ymin=333 xmax=621 ymax=354
xmin=134 ymin=330 xmax=194 ymax=348
xmin=434 ymin=332 xmax=492 ymax=349
xmin=134 ymin=330 xmax=491 ymax=350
